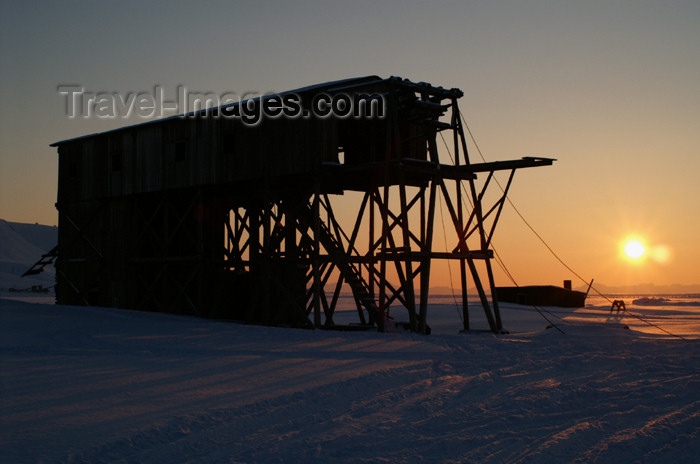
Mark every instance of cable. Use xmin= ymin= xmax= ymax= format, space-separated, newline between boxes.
xmin=438 ymin=130 xmax=565 ymax=332
xmin=460 ymin=111 xmax=619 ymax=304
xmin=459 ymin=112 xmax=692 ymax=339
xmin=439 ymin=128 xmax=563 ymax=331
xmin=438 ymin=131 xmax=516 ymax=284
xmin=620 ymin=309 xmax=688 ymax=340
xmin=460 ymin=112 xmax=593 ymax=287
xmin=532 ymin=305 xmax=567 ymax=334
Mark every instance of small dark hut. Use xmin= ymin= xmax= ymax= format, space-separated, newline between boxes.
xmin=51 ymin=76 xmax=553 ymax=333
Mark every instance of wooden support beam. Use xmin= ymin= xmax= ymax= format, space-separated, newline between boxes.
xmin=418 ymin=176 xmax=437 ymax=333
xmin=399 ymin=180 xmax=418 ymax=331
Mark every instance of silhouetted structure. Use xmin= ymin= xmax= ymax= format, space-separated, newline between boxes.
xmin=52 ymin=76 xmax=553 ymax=333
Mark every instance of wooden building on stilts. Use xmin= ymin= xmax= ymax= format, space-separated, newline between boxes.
xmin=51 ymin=76 xmax=553 ymax=333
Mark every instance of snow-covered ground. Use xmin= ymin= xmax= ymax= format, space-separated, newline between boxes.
xmin=1 ymin=295 xmax=698 ymax=463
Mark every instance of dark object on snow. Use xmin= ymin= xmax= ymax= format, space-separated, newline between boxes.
xmin=611 ymin=300 xmax=626 ymax=312
xmin=495 ymin=285 xmax=587 ymax=308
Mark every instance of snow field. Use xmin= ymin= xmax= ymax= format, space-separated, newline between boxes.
xmin=1 ymin=298 xmax=699 ymax=463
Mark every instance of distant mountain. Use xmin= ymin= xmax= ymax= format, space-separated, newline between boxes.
xmin=0 ymin=219 xmax=57 ymax=290
xmin=578 ymin=282 xmax=700 ymax=296
xmin=435 ymin=282 xmax=700 ymax=296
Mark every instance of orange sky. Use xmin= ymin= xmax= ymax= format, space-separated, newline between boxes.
xmin=1 ymin=1 xmax=698 ymax=289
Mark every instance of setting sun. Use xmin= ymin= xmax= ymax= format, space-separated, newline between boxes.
xmin=625 ymin=240 xmax=646 ymax=259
